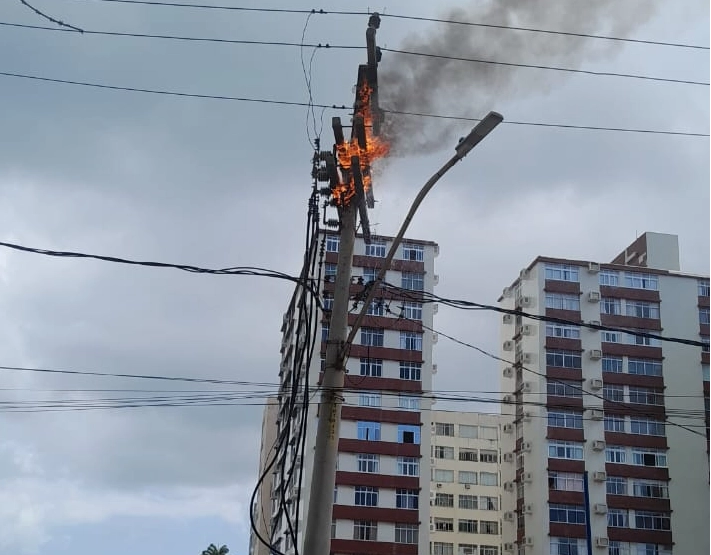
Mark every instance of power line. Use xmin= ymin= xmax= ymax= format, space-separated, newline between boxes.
xmin=2 ymin=71 xmax=707 ymax=138
xmin=18 ymin=0 xmax=84 ymax=32
xmin=61 ymin=0 xmax=710 ymax=51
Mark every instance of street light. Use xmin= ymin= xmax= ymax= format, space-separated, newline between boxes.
xmin=455 ymin=111 xmax=504 ymax=159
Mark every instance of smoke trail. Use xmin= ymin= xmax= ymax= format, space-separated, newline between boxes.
xmin=379 ymin=0 xmax=659 ymax=155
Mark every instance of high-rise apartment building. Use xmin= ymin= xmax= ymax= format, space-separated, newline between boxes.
xmin=499 ymin=232 xmax=709 ymax=555
xmin=429 ymin=411 xmax=504 ymax=555
xmin=254 ymin=230 xmax=439 ymax=555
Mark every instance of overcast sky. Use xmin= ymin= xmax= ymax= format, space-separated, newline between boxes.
xmin=0 ymin=0 xmax=708 ymax=553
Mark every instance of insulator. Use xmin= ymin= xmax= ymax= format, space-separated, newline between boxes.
xmin=325 ymin=219 xmax=339 ymax=228
xmin=319 ymin=187 xmax=332 ymax=196
xmin=316 ymin=168 xmax=330 ymax=182
xmin=319 ymin=151 xmax=331 ymax=161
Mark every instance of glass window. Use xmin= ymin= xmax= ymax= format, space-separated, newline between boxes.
xmin=549 ymin=504 xmax=586 ymax=524
xmin=322 ymin=294 xmax=333 ymax=311
xmin=401 ymin=272 xmax=424 ymax=291
xmin=394 ymin=523 xmax=418 ymax=544
xmin=605 ymin=415 xmax=626 ymax=432
xmin=545 ymin=293 xmax=581 ymax=311
xmin=358 ymin=391 xmax=381 ymax=407
xmin=433 ymin=543 xmax=454 ymax=555
xmin=357 ymin=421 xmax=381 ymax=441
xmin=546 ymin=349 xmax=582 ymax=369
xmin=458 ymin=519 xmax=478 ymax=534
xmin=548 ymin=441 xmax=584 ymax=460
xmin=700 ymin=308 xmax=710 ymax=325
xmin=550 ymin=537 xmax=586 ymax=555
xmin=546 ymin=324 xmax=581 ymax=339
xmin=480 ymin=426 xmax=498 ymax=440
xmin=607 ymin=476 xmax=627 ymax=495
xmin=458 ymin=471 xmax=478 ymax=485
xmin=628 ymin=387 xmax=664 ymax=406
xmin=545 ymin=263 xmax=580 ymax=282
xmin=395 ymin=489 xmax=419 ymax=509
xmin=606 ymin=446 xmax=626 ymax=464
xmin=359 ymin=358 xmax=382 ymax=377
xmin=397 ymin=424 xmax=421 ymax=444
xmin=402 ymin=243 xmax=424 ymax=261
xmin=601 ymin=330 xmax=623 ymax=343
xmin=362 ymin=266 xmax=377 ymax=283
xmin=325 ymin=235 xmax=340 ymax=252
xmin=399 ymin=361 xmax=421 ymax=381
xmin=604 ymin=384 xmax=624 ymax=402
xmin=479 ymin=472 xmax=498 ymax=486
xmin=631 ymin=449 xmax=667 ymax=468
xmin=459 ymin=424 xmax=478 ymax=438
xmin=703 ymin=364 xmax=710 ymax=381
xmin=354 ymin=486 xmax=378 ymax=507
xmin=459 ymin=448 xmax=478 ymax=462
xmin=548 ymin=410 xmax=584 ymax=429
xmin=480 ymin=521 xmax=499 ymax=534
xmin=353 ymin=520 xmax=377 ymax=541
xmin=433 ymin=518 xmax=454 ymax=532
xmin=599 ymin=270 xmax=619 ymax=286
xmin=435 ymin=493 xmax=454 ymax=507
xmin=401 ymin=301 xmax=423 ymax=321
xmin=608 ymin=542 xmax=631 ymax=555
xmin=399 ymin=395 xmax=420 ymax=411
xmin=627 ymin=329 xmax=662 ymax=347
xmin=635 ymin=511 xmax=671 ymax=531
xmin=699 ymin=280 xmax=710 ymax=297
xmin=434 ymin=469 xmax=455 ymax=483
xmin=608 ymin=508 xmax=629 ymax=527
xmin=479 ymin=450 xmax=498 ymax=463
xmin=602 ymin=356 xmax=624 ymax=373
xmin=321 ymin=324 xmax=329 ymax=342
xmin=630 ymin=417 xmax=665 ymax=436
xmin=633 ymin=480 xmax=669 ymax=499
xmin=628 ymin=358 xmax=663 ymax=376
xmin=459 ymin=544 xmax=478 ymax=555
xmin=397 ymin=457 xmax=419 ymax=476
xmin=624 ymin=272 xmax=658 ymax=290
xmin=356 ymin=454 xmax=379 ymax=473
xmin=547 ymin=379 xmax=583 ymax=397
xmin=626 ymin=301 xmax=660 ymax=319
xmin=458 ymin=494 xmax=478 ymax=509
xmin=436 ymin=422 xmax=455 ymax=436
xmin=548 ymin=471 xmax=584 ymax=492
xmin=360 ymin=327 xmax=384 ymax=347
xmin=365 ymin=239 xmax=386 ymax=257
xmin=367 ymin=300 xmax=384 ymax=316
xmin=400 ymin=331 xmax=423 ymax=351
xmin=601 ymin=297 xmax=622 ymax=315
xmin=480 ymin=495 xmax=498 ymax=510
xmin=324 ymin=262 xmax=337 ymax=278
xmin=435 ymin=446 xmax=455 ymax=459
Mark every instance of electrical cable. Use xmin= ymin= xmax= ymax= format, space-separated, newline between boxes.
xmin=17 ymin=0 xmax=84 ymax=32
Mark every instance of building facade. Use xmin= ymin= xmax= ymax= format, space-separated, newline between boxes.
xmin=258 ymin=230 xmax=439 ymax=555
xmin=429 ymin=410 xmax=504 ymax=555
xmin=499 ymin=232 xmax=710 ymax=555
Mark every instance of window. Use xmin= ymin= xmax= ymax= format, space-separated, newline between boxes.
xmin=354 ymin=486 xmax=378 ymax=507
xmin=400 ymin=331 xmax=423 ymax=351
xmin=353 ymin=520 xmax=377 ymax=541
xmin=433 ymin=543 xmax=454 ymax=555
xmin=365 ymin=239 xmax=386 ymax=257
xmin=434 ymin=469 xmax=455 ymax=483
xmin=635 ymin=511 xmax=671 ymax=531
xmin=435 ymin=446 xmax=455 ymax=459
xmin=323 ymin=294 xmax=333 ymax=311
xmin=607 ymin=476 xmax=627 ymax=495
xmin=436 ymin=422 xmax=455 ymax=436
xmin=547 ymin=380 xmax=583 ymax=397
xmin=628 ymin=358 xmax=662 ymax=377
xmin=324 ymin=263 xmax=337 ymax=279
xmin=546 ymin=324 xmax=581 ymax=339
xmin=480 ymin=496 xmax=498 ymax=510
xmin=548 ymin=471 xmax=584 ymax=492
xmin=400 ymin=361 xmax=421 ymax=381
xmin=548 ymin=441 xmax=584 ymax=460
xmin=401 ymin=272 xmax=424 ymax=291
xmin=626 ymin=301 xmax=660 ymax=319
xmin=550 ymin=537 xmax=586 ymax=555
xmin=397 ymin=424 xmax=420 ymax=444
xmin=479 ymin=472 xmax=498 ymax=486
xmin=397 ymin=457 xmax=419 ymax=476
xmin=545 ymin=293 xmax=581 ymax=311
xmin=396 ymin=489 xmax=419 ymax=509
xmin=359 ymin=358 xmax=382 ymax=377
xmin=458 ymin=519 xmax=478 ymax=534
xmin=608 ymin=508 xmax=629 ymax=528
xmin=479 ymin=449 xmax=498 ymax=463
xmin=434 ymin=518 xmax=454 ymax=532
xmin=546 ymin=349 xmax=582 ymax=369
xmin=604 ymin=384 xmax=624 ymax=402
xmin=458 ymin=494 xmax=477 ymax=509
xmin=458 ymin=471 xmax=477 ymax=485
xmin=601 ymin=330 xmax=623 ymax=343
xmin=599 ymin=270 xmax=620 ymax=286
xmin=399 ymin=395 xmax=420 ymax=411
xmin=628 ymin=387 xmax=663 ymax=406
xmin=359 ymin=391 xmax=381 ymax=407
xmin=703 ymin=364 xmax=710 ymax=381
xmin=608 ymin=541 xmax=631 ymax=555
xmin=459 ymin=545 xmax=478 ymax=555
xmin=360 ymin=327 xmax=384 ymax=347
xmin=601 ymin=297 xmax=622 ymax=315
xmin=357 ymin=454 xmax=379 ymax=473
xmin=631 ymin=449 xmax=667 ymax=468
xmin=480 ymin=547 xmax=498 ymax=555
xmin=357 ymin=421 xmax=381 ymax=441
xmin=635 ymin=544 xmax=672 ymax=555
xmin=633 ymin=480 xmax=669 ymax=499
xmin=394 ymin=523 xmax=418 ymax=544
xmin=325 ymin=235 xmax=340 ymax=252
xmin=331 ymin=519 xmax=336 ymax=539
xmin=630 ymin=417 xmax=665 ymax=436
xmin=435 ymin=493 xmax=454 ymax=507
xmin=602 ymin=356 xmax=624 ymax=373
xmin=624 ymin=272 xmax=658 ymax=290
xmin=480 ymin=426 xmax=498 ymax=440
xmin=548 ymin=410 xmax=583 ymax=429
xmin=700 ymin=308 xmax=710 ymax=325
xmin=630 ymin=330 xmax=662 ymax=348
xmin=401 ymin=301 xmax=423 ymax=320
xmin=459 ymin=448 xmax=478 ymax=462
xmin=605 ymin=415 xmax=626 ymax=433
xmin=480 ymin=521 xmax=499 ymax=534
xmin=699 ymin=280 xmax=710 ymax=297
xmin=362 ymin=267 xmax=377 ymax=283
xmin=606 ymin=446 xmax=626 ymax=464
xmin=402 ymin=242 xmax=424 ymax=261
xmin=546 ymin=263 xmax=580 ymax=282
xmin=367 ymin=300 xmax=384 ymax=316
xmin=549 ymin=504 xmax=586 ymax=524
xmin=458 ymin=424 xmax=479 ymax=438
xmin=322 ymin=324 xmax=329 ymax=342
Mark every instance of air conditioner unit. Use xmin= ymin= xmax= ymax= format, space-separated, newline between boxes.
xmin=524 ymin=503 xmax=533 ymax=514
xmin=436 ymin=483 xmax=442 ymax=488
xmin=503 ymin=394 xmax=514 ymax=405
xmin=521 ymin=382 xmax=533 ymax=393
xmin=432 ymin=363 xmax=438 ymax=375
xmin=589 ymin=320 xmax=601 ymax=328
xmin=503 ymin=341 xmax=515 ymax=351
xmin=503 ymin=366 xmax=514 ymax=378
xmin=520 ymin=296 xmax=533 ymax=307
xmin=433 ymin=274 xmax=439 ymax=285
xmin=589 ymin=349 xmax=603 ymax=360
xmin=464 ymin=483 xmax=471 ymax=489
xmin=521 ymin=324 xmax=533 ymax=335
xmin=522 ymin=441 xmax=533 ymax=453
xmin=595 ymin=537 xmax=610 ymax=548
xmin=592 ymin=440 xmax=606 ymax=451
xmin=590 ymin=378 xmax=603 ymax=390
xmin=430 ymin=524 xmax=435 ymax=531
xmin=503 ymin=452 xmax=514 ymax=463
xmin=432 ymin=333 xmax=439 ymax=344
xmin=430 ymin=457 xmax=436 ymax=465
xmin=588 ymin=262 xmax=601 ymax=273
xmin=503 ymin=313 xmax=514 ymax=324
xmin=504 ymin=543 xmax=515 ymax=552
xmin=594 ymin=503 xmax=608 ymax=514
xmin=433 ymin=303 xmax=439 ymax=314
xmin=503 ymin=481 xmax=514 ymax=492
xmin=593 ymin=471 xmax=607 ymax=482
xmin=519 ymin=268 xmax=530 ymax=280
xmin=521 ymin=353 xmax=533 ymax=364
xmin=588 ymin=291 xmax=601 ymax=302
xmin=590 ymin=409 xmax=604 ymax=420
xmin=523 ymin=472 xmax=533 ymax=483
xmin=523 ymin=537 xmax=534 ymax=547
xmin=503 ymin=423 xmax=514 ymax=434
xmin=504 ymin=511 xmax=515 ymax=521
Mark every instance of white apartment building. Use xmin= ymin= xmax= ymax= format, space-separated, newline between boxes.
xmin=499 ymin=232 xmax=709 ymax=555
xmin=429 ymin=411 xmax=504 ymax=555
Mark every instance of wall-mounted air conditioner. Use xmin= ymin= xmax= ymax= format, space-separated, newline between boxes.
xmin=589 ymin=378 xmax=603 ymax=390
xmin=592 ymin=440 xmax=606 ymax=451
xmin=589 ymin=349 xmax=603 ymax=360
xmin=590 ymin=409 xmax=604 ymax=420
xmin=588 ymin=291 xmax=601 ymax=302
xmin=588 ymin=262 xmax=601 ymax=273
